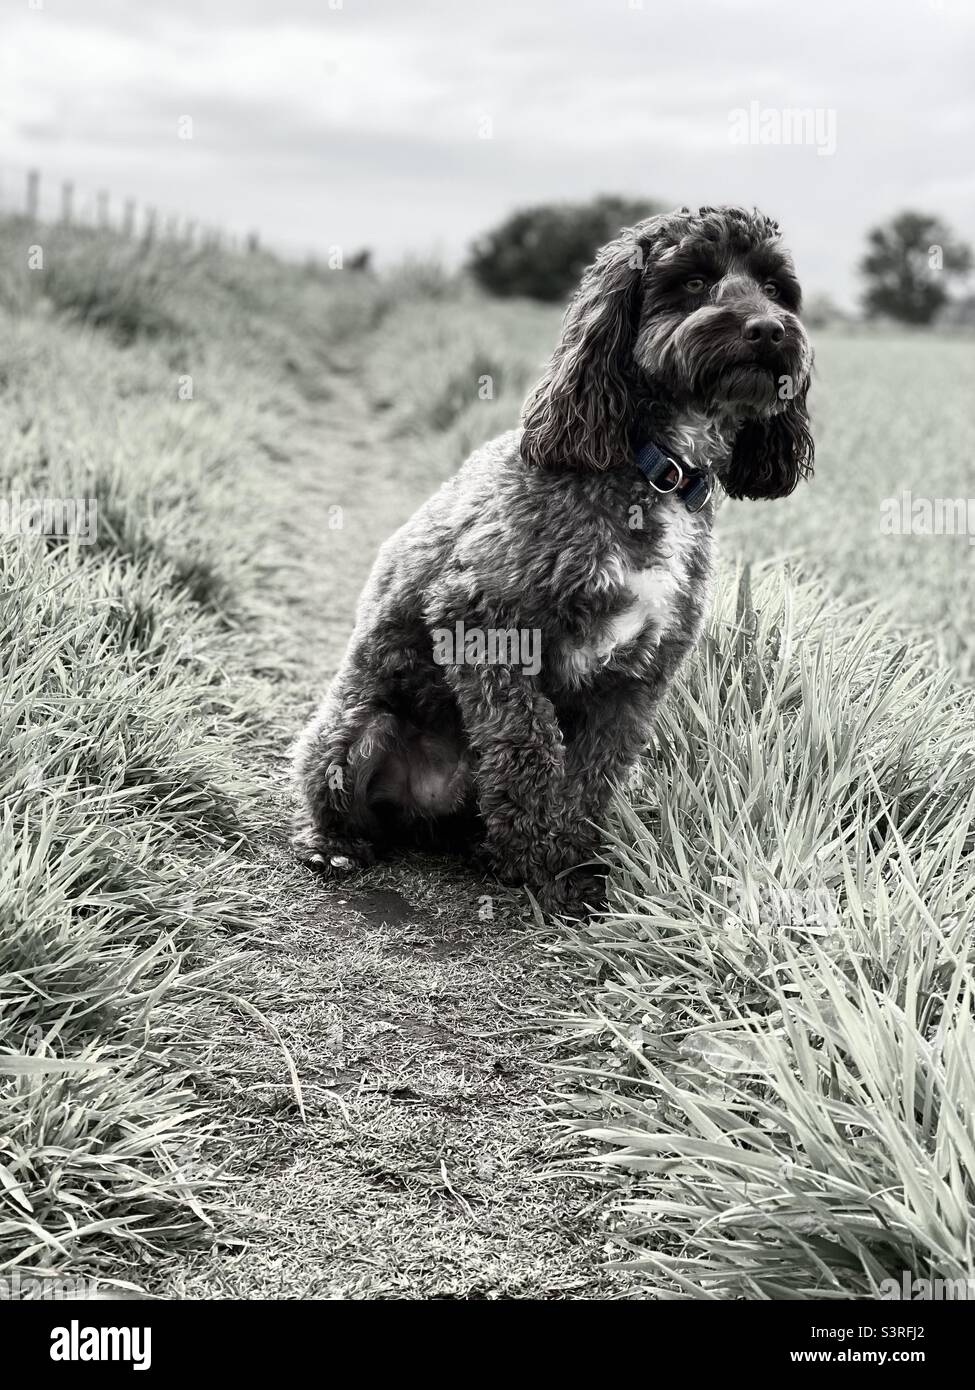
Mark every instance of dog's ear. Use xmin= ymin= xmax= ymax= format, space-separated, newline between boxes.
xmin=520 ymin=231 xmax=645 ymax=471
xmin=724 ymin=377 xmax=814 ymax=499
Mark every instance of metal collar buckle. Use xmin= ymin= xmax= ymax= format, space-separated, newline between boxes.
xmin=647 ymin=456 xmax=684 ymax=494
xmin=634 ymin=440 xmax=713 ymax=513
xmin=681 ymin=471 xmax=714 ymax=514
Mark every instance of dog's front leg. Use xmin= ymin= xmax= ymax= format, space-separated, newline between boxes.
xmin=562 ymin=675 xmax=666 ymax=830
xmin=443 ymin=661 xmax=589 ymax=895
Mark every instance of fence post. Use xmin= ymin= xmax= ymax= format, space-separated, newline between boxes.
xmin=26 ymin=169 xmax=40 ymax=221
xmin=16 ymin=173 xmax=260 ymax=255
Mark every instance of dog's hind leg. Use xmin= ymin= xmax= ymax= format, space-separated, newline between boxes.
xmin=291 ymin=693 xmax=403 ymax=874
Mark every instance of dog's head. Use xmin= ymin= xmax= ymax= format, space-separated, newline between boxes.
xmin=520 ymin=205 xmax=813 ymax=499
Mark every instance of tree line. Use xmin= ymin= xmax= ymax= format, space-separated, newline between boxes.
xmin=466 ymin=198 xmax=973 ymax=326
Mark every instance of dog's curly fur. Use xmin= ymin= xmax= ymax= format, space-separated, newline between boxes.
xmin=292 ymin=206 xmax=813 ymax=909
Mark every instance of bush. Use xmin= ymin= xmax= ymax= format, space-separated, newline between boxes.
xmin=801 ymin=292 xmax=851 ymax=330
xmin=468 ymin=195 xmax=662 ymax=302
xmin=860 ymin=211 xmax=972 ymax=326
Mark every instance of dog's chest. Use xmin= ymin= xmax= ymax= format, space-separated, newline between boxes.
xmin=565 ymin=498 xmax=710 ymax=681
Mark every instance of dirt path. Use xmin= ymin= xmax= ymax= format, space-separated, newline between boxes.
xmin=152 ymin=358 xmax=623 ymax=1300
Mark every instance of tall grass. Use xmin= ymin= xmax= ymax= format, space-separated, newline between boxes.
xmin=0 ymin=218 xmax=366 ymax=1283
xmin=0 ymin=527 xmax=261 ymax=1276
xmin=0 ymin=219 xmax=386 ymax=366
xmin=362 ymin=292 xmax=554 ymax=461
xmin=719 ymin=331 xmax=975 ymax=682
xmin=550 ymin=566 xmax=975 ymax=1298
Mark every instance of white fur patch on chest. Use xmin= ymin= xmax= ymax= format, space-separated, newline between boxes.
xmin=567 ymin=500 xmax=703 ymax=678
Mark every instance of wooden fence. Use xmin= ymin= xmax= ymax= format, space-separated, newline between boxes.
xmin=3 ymin=166 xmax=260 ymax=253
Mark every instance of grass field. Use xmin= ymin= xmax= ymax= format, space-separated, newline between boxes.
xmin=1 ymin=220 xmax=973 ymax=1299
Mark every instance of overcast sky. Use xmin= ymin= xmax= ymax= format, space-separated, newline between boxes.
xmin=1 ymin=0 xmax=973 ymax=304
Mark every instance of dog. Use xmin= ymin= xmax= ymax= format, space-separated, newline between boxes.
xmin=292 ymin=205 xmax=813 ymax=910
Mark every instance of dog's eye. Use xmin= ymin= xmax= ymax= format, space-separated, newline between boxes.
xmin=763 ymin=281 xmax=781 ymax=299
xmin=685 ymin=277 xmax=708 ymax=293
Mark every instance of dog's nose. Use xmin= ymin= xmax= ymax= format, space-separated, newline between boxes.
xmin=742 ymin=314 xmax=786 ymax=347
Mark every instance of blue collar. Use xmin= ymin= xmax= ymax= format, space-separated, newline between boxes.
xmin=634 ymin=440 xmax=714 ymax=513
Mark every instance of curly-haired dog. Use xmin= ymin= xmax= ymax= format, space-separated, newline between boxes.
xmin=292 ymin=206 xmax=813 ymax=909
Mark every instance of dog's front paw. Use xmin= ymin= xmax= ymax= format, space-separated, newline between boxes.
xmin=537 ymin=865 xmax=608 ymax=918
xmin=291 ymin=823 xmax=377 ymax=877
